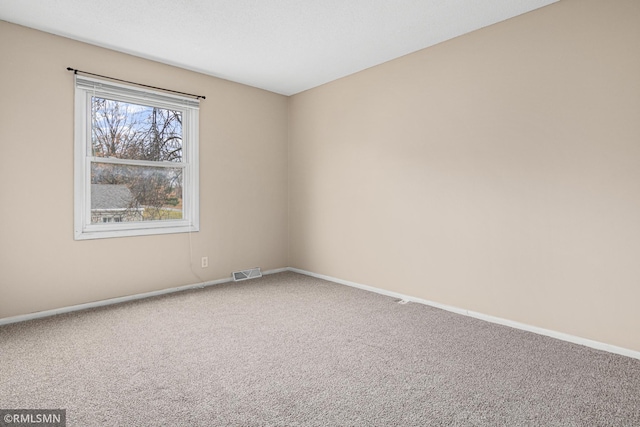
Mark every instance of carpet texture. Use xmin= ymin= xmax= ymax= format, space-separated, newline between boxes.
xmin=1 ymin=272 xmax=639 ymax=426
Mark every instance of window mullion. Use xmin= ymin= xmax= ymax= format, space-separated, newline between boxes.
xmin=89 ymin=156 xmax=185 ymax=169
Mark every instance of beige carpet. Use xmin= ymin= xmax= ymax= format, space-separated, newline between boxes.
xmin=1 ymin=272 xmax=639 ymax=426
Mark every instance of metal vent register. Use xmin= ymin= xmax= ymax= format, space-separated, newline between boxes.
xmin=232 ymin=268 xmax=262 ymax=281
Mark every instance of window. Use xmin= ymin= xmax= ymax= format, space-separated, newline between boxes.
xmin=74 ymin=75 xmax=199 ymax=240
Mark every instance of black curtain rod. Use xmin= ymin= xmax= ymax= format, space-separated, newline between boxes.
xmin=66 ymin=67 xmax=206 ymax=100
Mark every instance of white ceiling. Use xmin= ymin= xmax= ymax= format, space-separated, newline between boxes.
xmin=0 ymin=0 xmax=558 ymax=95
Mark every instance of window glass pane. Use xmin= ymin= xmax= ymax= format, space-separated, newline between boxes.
xmin=91 ymin=97 xmax=182 ymax=162
xmin=91 ymin=163 xmax=183 ymax=223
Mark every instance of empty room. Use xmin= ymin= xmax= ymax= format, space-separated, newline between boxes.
xmin=1 ymin=0 xmax=639 ymax=425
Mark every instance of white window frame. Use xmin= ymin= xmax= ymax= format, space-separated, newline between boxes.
xmin=74 ymin=75 xmax=199 ymax=240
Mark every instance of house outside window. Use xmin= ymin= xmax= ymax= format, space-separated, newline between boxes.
xmin=92 ymin=184 xmax=143 ymax=223
xmin=74 ymin=75 xmax=199 ymax=240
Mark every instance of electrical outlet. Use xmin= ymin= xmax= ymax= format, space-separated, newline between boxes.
xmin=201 ymin=257 xmax=209 ymax=268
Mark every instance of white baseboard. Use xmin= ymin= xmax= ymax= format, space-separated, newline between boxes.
xmin=0 ymin=267 xmax=287 ymax=326
xmin=288 ymin=267 xmax=640 ymax=361
xmin=263 ymin=267 xmax=289 ymax=275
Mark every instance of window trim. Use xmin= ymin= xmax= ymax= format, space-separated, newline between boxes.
xmin=74 ymin=75 xmax=199 ymax=240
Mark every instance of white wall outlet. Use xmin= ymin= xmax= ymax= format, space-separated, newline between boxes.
xmin=201 ymin=257 xmax=209 ymax=268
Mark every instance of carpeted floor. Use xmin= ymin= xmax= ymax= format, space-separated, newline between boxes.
xmin=1 ymin=271 xmax=639 ymax=426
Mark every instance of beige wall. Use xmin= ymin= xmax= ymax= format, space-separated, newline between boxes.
xmin=0 ymin=21 xmax=289 ymax=318
xmin=289 ymin=0 xmax=640 ymax=352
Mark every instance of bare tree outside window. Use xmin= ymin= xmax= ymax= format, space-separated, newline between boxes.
xmin=90 ymin=97 xmax=184 ymax=223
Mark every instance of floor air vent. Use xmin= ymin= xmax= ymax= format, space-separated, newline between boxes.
xmin=232 ymin=267 xmax=262 ymax=282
